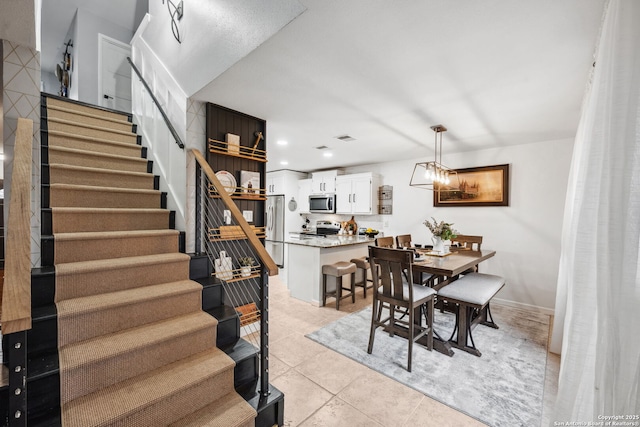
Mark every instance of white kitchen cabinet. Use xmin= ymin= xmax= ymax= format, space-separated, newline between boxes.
xmin=298 ymin=179 xmax=312 ymax=214
xmin=266 ymin=173 xmax=285 ymax=195
xmin=311 ymin=170 xmax=338 ymax=194
xmin=335 ymin=173 xmax=379 ymax=215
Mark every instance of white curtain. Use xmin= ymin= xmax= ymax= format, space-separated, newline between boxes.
xmin=550 ymin=0 xmax=640 ymax=421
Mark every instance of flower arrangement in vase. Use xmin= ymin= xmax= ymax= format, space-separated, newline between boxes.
xmin=424 ymin=217 xmax=457 ymax=253
xmin=238 ymin=256 xmax=255 ymax=277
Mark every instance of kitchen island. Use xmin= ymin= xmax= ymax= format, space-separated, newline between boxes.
xmin=285 ymin=234 xmax=375 ymax=305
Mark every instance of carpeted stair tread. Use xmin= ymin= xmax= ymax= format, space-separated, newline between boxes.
xmin=48 ymin=163 xmax=154 ymax=189
xmin=53 ymin=229 xmax=178 ymax=263
xmin=59 ymin=311 xmax=217 ymax=403
xmin=46 ymin=97 xmax=130 ymax=122
xmin=55 ymin=253 xmax=190 ymax=301
xmin=57 ymin=280 xmax=204 ymax=347
xmin=47 ymin=130 xmax=142 ymax=157
xmin=47 ymin=104 xmax=133 ymax=131
xmin=169 ymin=390 xmax=256 ymax=427
xmin=49 ymin=183 xmax=162 ymax=209
xmin=47 ymin=117 xmax=137 ymax=144
xmin=48 ymin=145 xmax=148 ymax=173
xmin=51 ymin=207 xmax=170 ymax=233
xmin=61 ymin=347 xmax=236 ymax=427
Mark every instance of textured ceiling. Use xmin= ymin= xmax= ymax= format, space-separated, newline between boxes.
xmin=193 ymin=0 xmax=607 ymax=172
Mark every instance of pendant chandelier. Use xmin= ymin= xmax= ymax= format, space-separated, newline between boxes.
xmin=409 ymin=125 xmax=457 ymax=191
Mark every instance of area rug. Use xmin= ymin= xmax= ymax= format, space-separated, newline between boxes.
xmin=306 ymin=304 xmax=550 ymax=427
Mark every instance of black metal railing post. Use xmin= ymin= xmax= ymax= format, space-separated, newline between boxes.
xmin=7 ymin=332 xmax=28 ymax=427
xmin=260 ymin=269 xmax=269 ymax=397
xmin=195 ymin=163 xmax=202 ymax=254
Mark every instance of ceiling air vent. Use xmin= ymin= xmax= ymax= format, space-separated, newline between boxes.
xmin=315 ymin=145 xmax=329 ymax=150
xmin=335 ymin=135 xmax=356 ymax=142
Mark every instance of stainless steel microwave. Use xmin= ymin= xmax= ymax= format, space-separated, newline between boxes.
xmin=309 ymin=194 xmax=336 ymax=213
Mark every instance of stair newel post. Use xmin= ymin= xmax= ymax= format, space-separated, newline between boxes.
xmin=195 ymin=161 xmax=203 ymax=254
xmin=260 ymin=269 xmax=270 ymax=397
xmin=7 ymin=331 xmax=28 ymax=427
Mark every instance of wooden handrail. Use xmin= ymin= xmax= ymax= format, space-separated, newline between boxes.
xmin=191 ymin=149 xmax=278 ymax=276
xmin=1 ymin=118 xmax=33 ymax=334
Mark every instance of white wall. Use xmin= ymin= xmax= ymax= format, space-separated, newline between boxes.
xmin=75 ymin=8 xmax=134 ymax=105
xmin=131 ymin=16 xmax=189 ymax=245
xmin=341 ymin=138 xmax=574 ymax=313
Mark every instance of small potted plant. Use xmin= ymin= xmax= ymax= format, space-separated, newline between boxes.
xmin=424 ymin=217 xmax=457 ymax=254
xmin=238 ymin=256 xmax=254 ymax=277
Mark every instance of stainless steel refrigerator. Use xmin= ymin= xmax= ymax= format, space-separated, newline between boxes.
xmin=265 ymin=195 xmax=285 ymax=267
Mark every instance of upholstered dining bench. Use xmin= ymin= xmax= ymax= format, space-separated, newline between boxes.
xmin=437 ymin=272 xmax=505 ymax=357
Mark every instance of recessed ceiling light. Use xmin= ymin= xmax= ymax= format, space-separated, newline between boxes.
xmin=277 ymin=140 xmax=288 ymax=146
xmin=323 ymin=152 xmax=333 ymax=158
xmin=280 ymin=160 xmax=289 ymax=165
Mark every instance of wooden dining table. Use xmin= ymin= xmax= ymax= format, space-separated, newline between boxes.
xmin=411 ymin=248 xmax=497 ymax=356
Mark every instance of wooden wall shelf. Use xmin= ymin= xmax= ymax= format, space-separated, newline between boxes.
xmin=208 ymin=139 xmax=267 ymax=163
xmin=208 ymin=226 xmax=266 ymax=241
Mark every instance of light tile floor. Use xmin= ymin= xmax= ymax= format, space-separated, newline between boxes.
xmin=266 ymin=275 xmax=560 ymax=427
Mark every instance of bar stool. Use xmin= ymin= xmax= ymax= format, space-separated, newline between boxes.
xmin=322 ymin=261 xmax=356 ymax=310
xmin=350 ymin=257 xmax=373 ymax=298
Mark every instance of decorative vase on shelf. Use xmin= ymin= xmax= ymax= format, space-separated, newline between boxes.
xmin=241 ymin=266 xmax=252 ymax=277
xmin=432 ymin=236 xmax=445 ymax=254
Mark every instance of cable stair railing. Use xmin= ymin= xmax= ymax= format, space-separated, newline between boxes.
xmin=192 ymin=148 xmax=277 ymax=401
xmin=1 ymin=118 xmax=34 ymax=427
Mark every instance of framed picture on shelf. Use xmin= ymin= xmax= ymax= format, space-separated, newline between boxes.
xmin=434 ymin=164 xmax=510 ymax=207
xmin=240 ymin=170 xmax=261 ymax=195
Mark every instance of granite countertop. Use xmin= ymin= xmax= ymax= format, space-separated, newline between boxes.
xmin=286 ymin=234 xmax=376 ymax=248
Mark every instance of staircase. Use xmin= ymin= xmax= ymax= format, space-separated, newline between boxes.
xmin=1 ymin=94 xmax=265 ymax=426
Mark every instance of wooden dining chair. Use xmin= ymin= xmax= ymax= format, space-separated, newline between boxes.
xmin=396 ymin=234 xmax=412 ymax=248
xmin=375 ymin=236 xmax=395 ymax=248
xmin=451 ymin=234 xmax=483 ymax=274
xmin=367 ymin=246 xmax=436 ymax=372
xmin=451 ymin=235 xmax=483 ymax=251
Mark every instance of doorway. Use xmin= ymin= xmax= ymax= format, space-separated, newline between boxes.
xmin=98 ymin=34 xmax=132 ymax=112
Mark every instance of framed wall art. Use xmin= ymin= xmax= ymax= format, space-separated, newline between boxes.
xmin=434 ymin=164 xmax=510 ymax=207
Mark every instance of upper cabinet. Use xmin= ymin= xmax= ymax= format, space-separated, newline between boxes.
xmin=335 ymin=173 xmax=380 ymax=215
xmin=311 ymin=170 xmax=338 ymax=194
xmin=298 ymin=179 xmax=312 ymax=214
xmin=266 ymin=173 xmax=285 ymax=195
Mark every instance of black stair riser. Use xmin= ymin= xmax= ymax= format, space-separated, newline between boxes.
xmin=223 ymin=339 xmax=260 ymax=390
xmin=147 ymin=160 xmax=153 ymax=174
xmin=234 ymin=354 xmax=258 ymax=390
xmin=216 ymin=315 xmax=240 ymax=349
xmin=154 ymin=175 xmax=160 ymax=190
xmin=42 ymin=209 xmax=52 ymax=236
xmin=206 ymin=306 xmax=240 ymax=349
xmin=178 ymin=231 xmax=186 ymax=253
xmin=161 ymin=192 xmax=168 ymax=210
xmin=26 ymin=372 xmax=60 ymax=422
xmin=31 ymin=268 xmax=56 ymax=309
xmin=41 ymin=144 xmax=49 ymax=165
xmin=202 ymin=284 xmax=223 ymax=310
xmin=42 ymin=184 xmax=50 ymax=208
xmin=136 ymin=135 xmax=142 ymax=145
xmin=41 ymin=236 xmax=54 ymax=267
xmin=189 ymin=254 xmax=211 ymax=279
xmin=42 ymin=163 xmax=50 ymax=185
xmin=169 ymin=210 xmax=176 ymax=229
xmin=27 ymin=315 xmax=58 ymax=357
